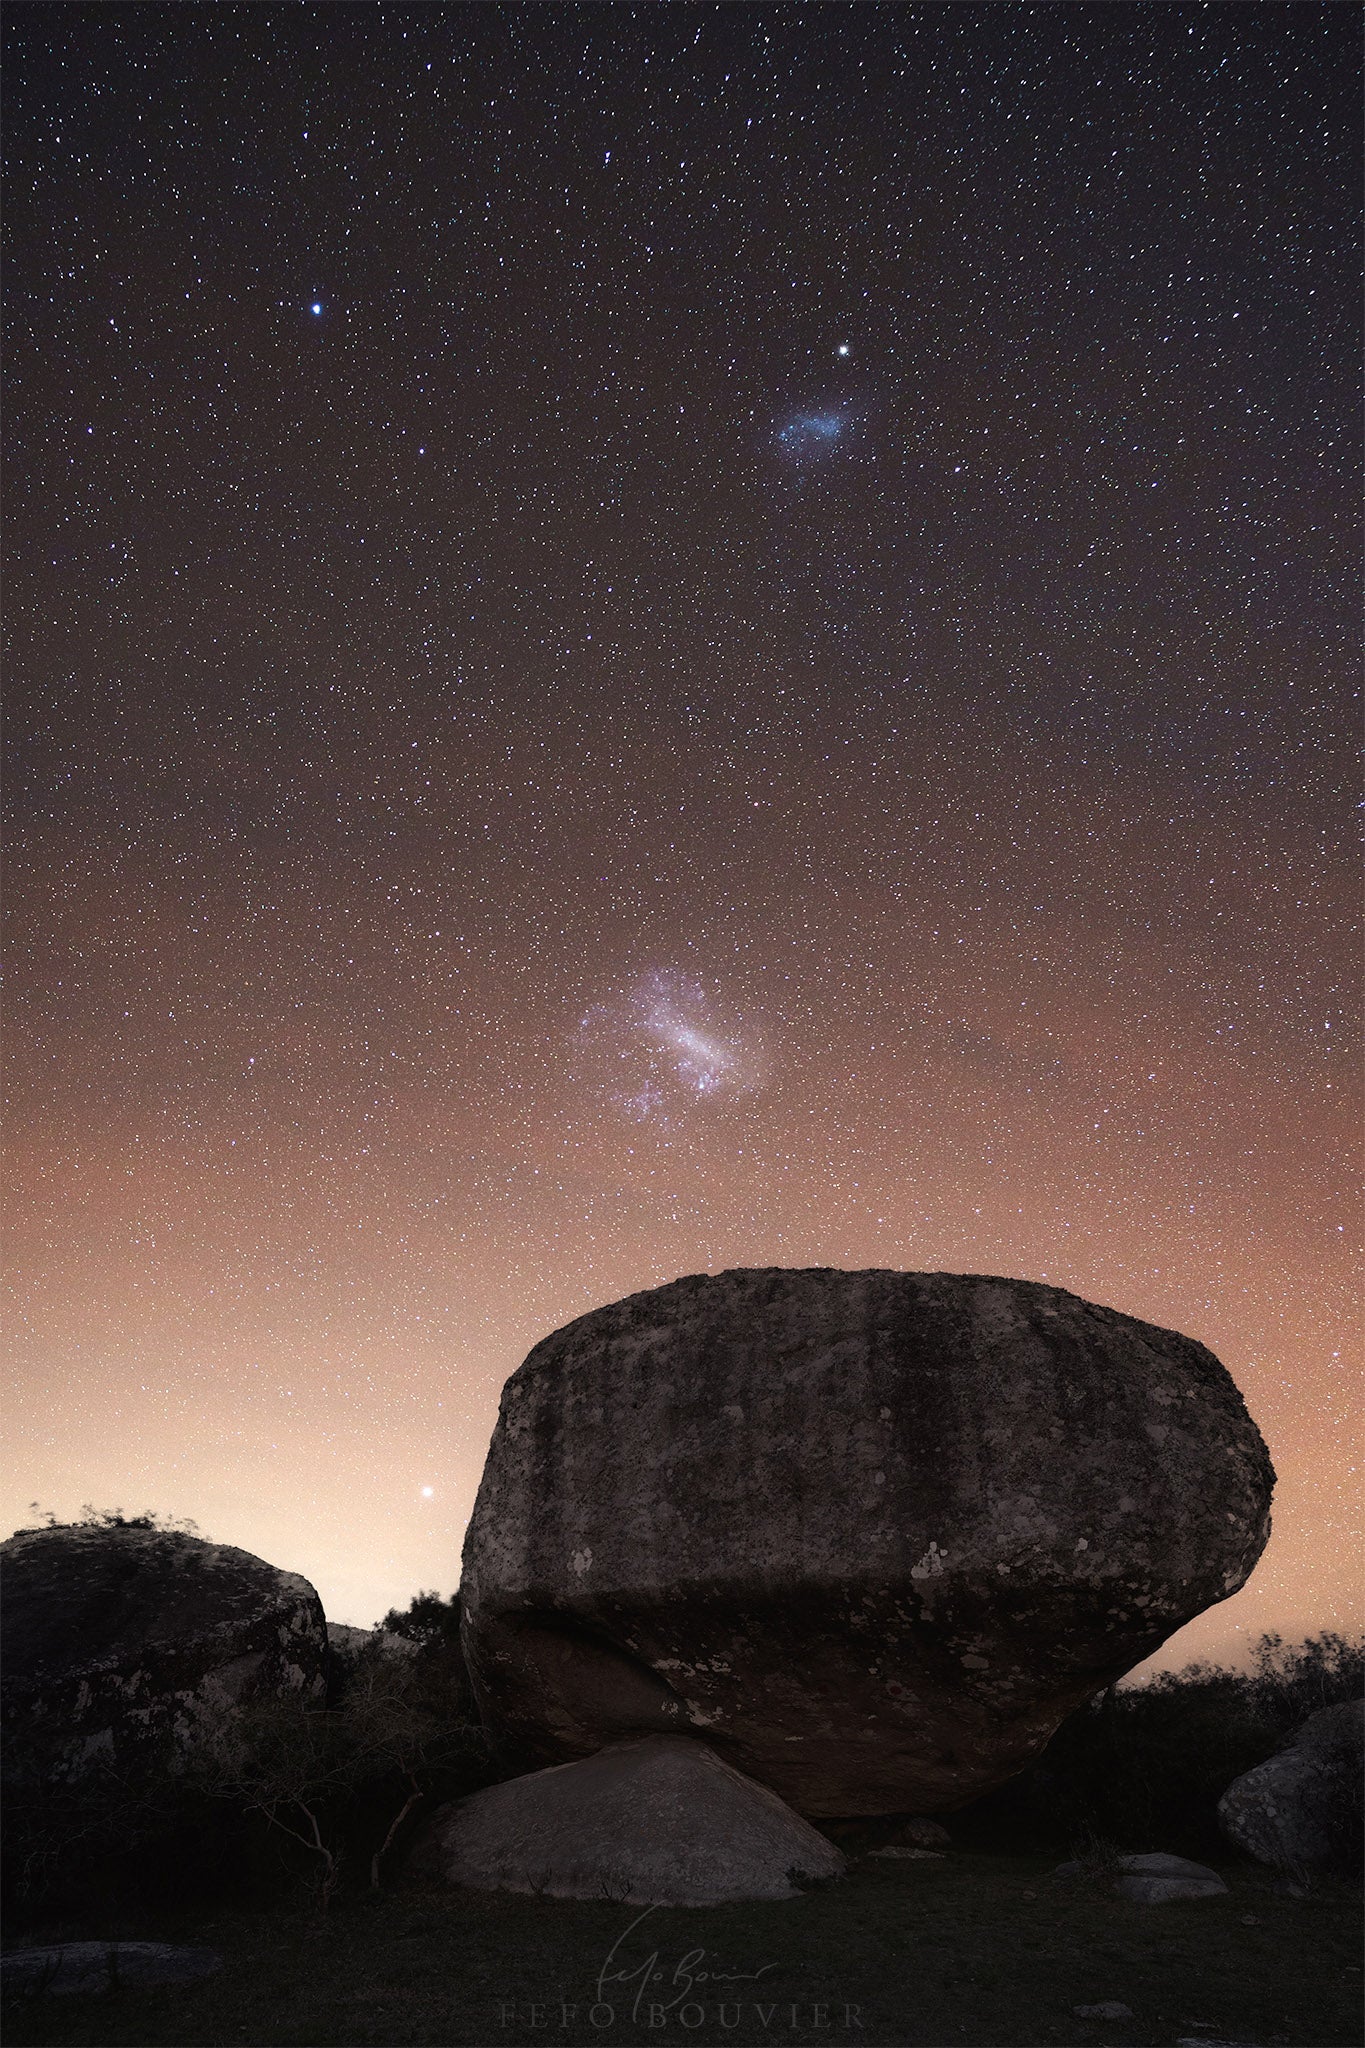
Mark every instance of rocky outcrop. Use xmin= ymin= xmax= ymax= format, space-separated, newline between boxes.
xmin=425 ymin=1734 xmax=846 ymax=1904
xmin=0 ymin=1524 xmax=327 ymax=1788
xmin=461 ymin=1268 xmax=1274 ymax=1815
xmin=1219 ymin=1700 xmax=1364 ymax=1873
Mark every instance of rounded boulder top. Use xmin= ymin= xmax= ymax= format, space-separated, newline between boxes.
xmin=1 ymin=1523 xmax=327 ymax=1781
xmin=461 ymin=1267 xmax=1274 ymax=1816
xmin=1 ymin=1524 xmax=323 ymax=1686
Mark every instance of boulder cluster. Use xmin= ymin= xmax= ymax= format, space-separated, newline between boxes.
xmin=7 ymin=1267 xmax=1329 ymax=1910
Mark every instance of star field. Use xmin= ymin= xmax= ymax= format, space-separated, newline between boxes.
xmin=3 ymin=5 xmax=1359 ymax=1656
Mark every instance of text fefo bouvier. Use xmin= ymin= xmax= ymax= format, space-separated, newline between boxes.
xmin=498 ymin=2002 xmax=864 ymax=2031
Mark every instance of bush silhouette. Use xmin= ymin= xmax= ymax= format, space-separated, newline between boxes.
xmin=5 ymin=1596 xmax=486 ymax=1913
xmin=970 ymin=1631 xmax=1364 ymax=1861
xmin=378 ymin=1587 xmax=463 ymax=1650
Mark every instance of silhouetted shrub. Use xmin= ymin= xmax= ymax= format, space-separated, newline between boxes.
xmin=20 ymin=1502 xmax=201 ymax=1535
xmin=186 ymin=1635 xmax=489 ymax=1907
xmin=378 ymin=1586 xmax=462 ymax=1649
xmin=963 ymin=1632 xmax=1364 ymax=1860
xmin=5 ymin=1633 xmax=489 ymax=1916
xmin=372 ymin=1588 xmax=478 ymax=1730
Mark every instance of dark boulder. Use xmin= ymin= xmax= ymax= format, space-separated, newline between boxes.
xmin=461 ymin=1268 xmax=1273 ymax=1815
xmin=1053 ymin=1850 xmax=1228 ymax=1902
xmin=0 ymin=1942 xmax=221 ymax=1998
xmin=1 ymin=1524 xmax=327 ymax=1790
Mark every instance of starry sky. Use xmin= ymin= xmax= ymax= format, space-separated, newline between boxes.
xmin=4 ymin=5 xmax=1359 ymax=1665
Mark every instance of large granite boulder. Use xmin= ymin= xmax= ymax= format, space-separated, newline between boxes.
xmin=461 ymin=1268 xmax=1273 ymax=1816
xmin=425 ymin=1734 xmax=846 ymax=1904
xmin=1218 ymin=1700 xmax=1364 ymax=1873
xmin=1 ymin=1524 xmax=327 ymax=1789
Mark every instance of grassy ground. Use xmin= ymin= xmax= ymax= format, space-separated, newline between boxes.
xmin=3 ymin=1851 xmax=1361 ymax=2048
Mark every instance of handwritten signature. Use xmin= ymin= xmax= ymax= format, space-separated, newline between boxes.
xmin=596 ymin=1905 xmax=779 ymax=2022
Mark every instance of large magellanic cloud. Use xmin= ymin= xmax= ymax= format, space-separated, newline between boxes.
xmin=575 ymin=972 xmax=764 ymax=1125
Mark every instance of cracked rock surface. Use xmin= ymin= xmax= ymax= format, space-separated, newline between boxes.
xmin=461 ymin=1268 xmax=1274 ymax=1815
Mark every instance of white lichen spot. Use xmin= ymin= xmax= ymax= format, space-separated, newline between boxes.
xmin=961 ymin=1654 xmax=990 ymax=1670
xmin=1075 ymin=1538 xmax=1089 ymax=1551
xmin=878 ymin=1406 xmax=892 ymax=1420
xmin=570 ymin=1547 xmax=593 ymax=1577
xmin=873 ymin=1471 xmax=886 ymax=1487
xmin=911 ymin=1543 xmax=946 ymax=1580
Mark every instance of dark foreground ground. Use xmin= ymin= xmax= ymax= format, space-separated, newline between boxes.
xmin=3 ymin=1851 xmax=1362 ymax=2048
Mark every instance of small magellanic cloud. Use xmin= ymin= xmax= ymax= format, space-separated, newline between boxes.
xmin=777 ymin=411 xmax=844 ymax=456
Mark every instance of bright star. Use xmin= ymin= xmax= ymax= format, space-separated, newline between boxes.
xmin=420 ymin=1485 xmax=434 ymax=1498
xmin=310 ymin=302 xmax=323 ymax=316
xmin=836 ymin=342 xmax=851 ymax=356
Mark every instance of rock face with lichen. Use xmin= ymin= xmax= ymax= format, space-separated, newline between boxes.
xmin=460 ymin=1268 xmax=1274 ymax=1816
xmin=0 ymin=1525 xmax=327 ymax=1790
xmin=1218 ymin=1700 xmax=1364 ymax=1874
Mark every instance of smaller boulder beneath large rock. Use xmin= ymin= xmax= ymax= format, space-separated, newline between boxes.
xmin=426 ymin=1735 xmax=846 ymax=1905
xmin=1219 ymin=1700 xmax=1364 ymax=1875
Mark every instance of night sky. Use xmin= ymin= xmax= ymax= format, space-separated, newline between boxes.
xmin=5 ymin=5 xmax=1358 ymax=1663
